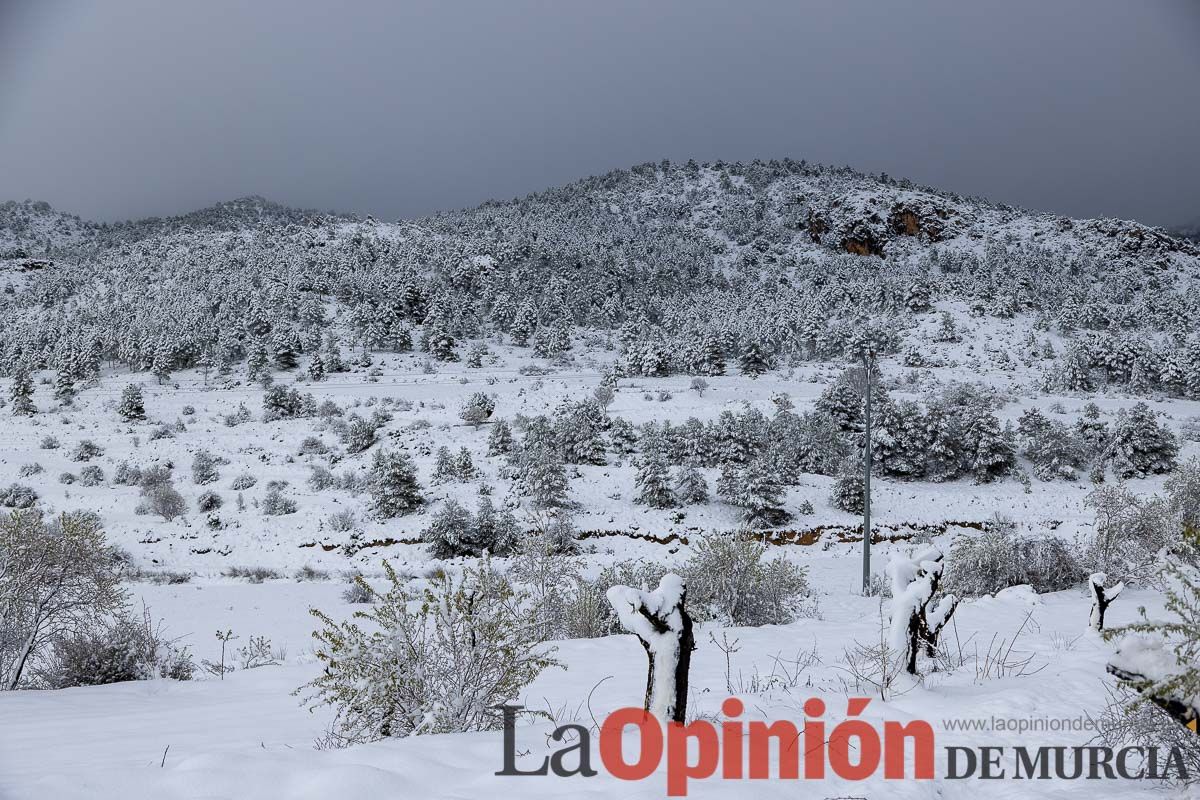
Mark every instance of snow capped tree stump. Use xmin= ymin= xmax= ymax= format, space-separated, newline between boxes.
xmin=1088 ymin=572 xmax=1124 ymax=632
xmin=606 ymin=573 xmax=695 ymax=724
xmin=887 ymin=547 xmax=959 ymax=675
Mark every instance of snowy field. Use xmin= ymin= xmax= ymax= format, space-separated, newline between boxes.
xmin=0 ymin=313 xmax=1194 ymax=577
xmin=1 ymin=330 xmax=1196 ymax=799
xmin=0 ymin=550 xmax=1173 ymax=799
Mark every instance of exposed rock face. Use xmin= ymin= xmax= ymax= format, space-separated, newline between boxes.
xmin=888 ymin=202 xmax=948 ymax=242
xmin=841 ymin=234 xmax=884 ymax=257
xmin=805 ymin=210 xmax=828 ymax=243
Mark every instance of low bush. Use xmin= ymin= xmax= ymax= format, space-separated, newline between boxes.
xmin=137 ymin=480 xmax=186 ymax=520
xmin=224 ymin=566 xmax=282 ymax=583
xmin=300 ymin=559 xmax=558 ymax=744
xmin=1 ymin=483 xmax=39 ymax=508
xmin=197 ymin=490 xmax=223 ymax=512
xmin=78 ymin=465 xmax=105 ymax=487
xmin=681 ymin=532 xmax=811 ymax=626
xmin=944 ymin=518 xmax=1085 ymax=596
xmin=262 ymin=486 xmax=298 ymax=516
xmin=294 ymin=565 xmax=330 ymax=582
xmin=70 ymin=440 xmax=104 ymax=462
xmin=326 ymin=509 xmax=357 ymax=532
xmin=35 ymin=611 xmax=194 ymax=688
xmin=230 ymin=473 xmax=258 ymax=490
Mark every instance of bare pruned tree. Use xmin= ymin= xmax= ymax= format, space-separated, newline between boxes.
xmin=607 ymin=573 xmax=695 ymax=723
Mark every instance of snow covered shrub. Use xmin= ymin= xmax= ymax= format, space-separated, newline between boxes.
xmin=367 ymin=448 xmax=423 ymax=518
xmin=138 ymin=481 xmax=185 ymax=521
xmin=943 ymin=519 xmax=1085 ymax=596
xmin=69 ymin=439 xmax=103 ymax=462
xmin=181 ymin=404 xmax=195 ymax=416
xmin=1084 ymin=484 xmax=1176 ymax=583
xmin=506 ymin=529 xmax=580 ymax=640
xmin=58 ymin=472 xmax=76 ymax=485
xmin=1166 ymin=458 xmax=1200 ymax=530
xmin=262 ymin=486 xmax=298 ymax=516
xmin=148 ymin=424 xmax=174 ymax=441
xmin=0 ymin=483 xmax=39 ymax=508
xmin=293 ymin=565 xmax=329 ymax=582
xmin=229 ymin=473 xmax=257 ymax=490
xmin=196 ymin=490 xmax=223 ymax=512
xmin=681 ymin=532 xmax=810 ymax=626
xmin=557 ymin=561 xmax=666 ymax=639
xmin=191 ymin=450 xmax=220 ymax=484
xmin=138 ymin=464 xmax=173 ymax=488
xmin=836 ymin=606 xmax=907 ymax=701
xmin=78 ymin=465 xmax=105 ymax=487
xmin=317 ymin=399 xmax=343 ymax=418
xmin=35 ymin=611 xmax=194 ymax=688
xmin=342 ymin=417 xmax=378 ymax=454
xmin=17 ymin=463 xmax=43 ymax=478
xmin=1101 ymin=402 xmax=1179 ymax=479
xmin=117 ymin=384 xmax=145 ymax=421
xmin=341 ymin=572 xmax=373 ymax=603
xmin=38 ymin=435 xmax=59 ymax=450
xmin=0 ymin=510 xmax=128 ymax=689
xmin=326 ymin=509 xmax=357 ymax=532
xmin=1104 ymin=527 xmax=1200 ymax=763
xmin=140 ymin=570 xmax=192 ymax=585
xmin=222 ymin=403 xmax=253 ymax=427
xmin=301 ymin=558 xmax=559 ymax=744
xmin=224 ymin=566 xmax=282 ymax=583
xmin=1093 ymin=686 xmax=1200 ymax=788
xmin=458 ymin=392 xmax=495 ymax=428
xmin=1180 ymin=416 xmax=1200 ymax=443
xmin=262 ymin=385 xmax=314 ymax=421
xmin=306 ymin=465 xmax=337 ymax=491
xmin=298 ymin=436 xmax=328 ymax=456
xmin=237 ymin=635 xmax=281 ymax=669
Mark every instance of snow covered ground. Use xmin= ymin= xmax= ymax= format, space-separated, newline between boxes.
xmin=1 ymin=320 xmax=1196 ymax=799
xmin=0 ymin=547 xmax=1174 ymax=799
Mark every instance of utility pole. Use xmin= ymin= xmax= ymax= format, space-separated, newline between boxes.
xmin=862 ymin=348 xmax=874 ymax=594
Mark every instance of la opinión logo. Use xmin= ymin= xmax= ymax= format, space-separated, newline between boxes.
xmin=496 ymin=697 xmax=935 ymax=796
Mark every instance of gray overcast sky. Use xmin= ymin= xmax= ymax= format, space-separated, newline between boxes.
xmin=1 ymin=0 xmax=1198 ymax=226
